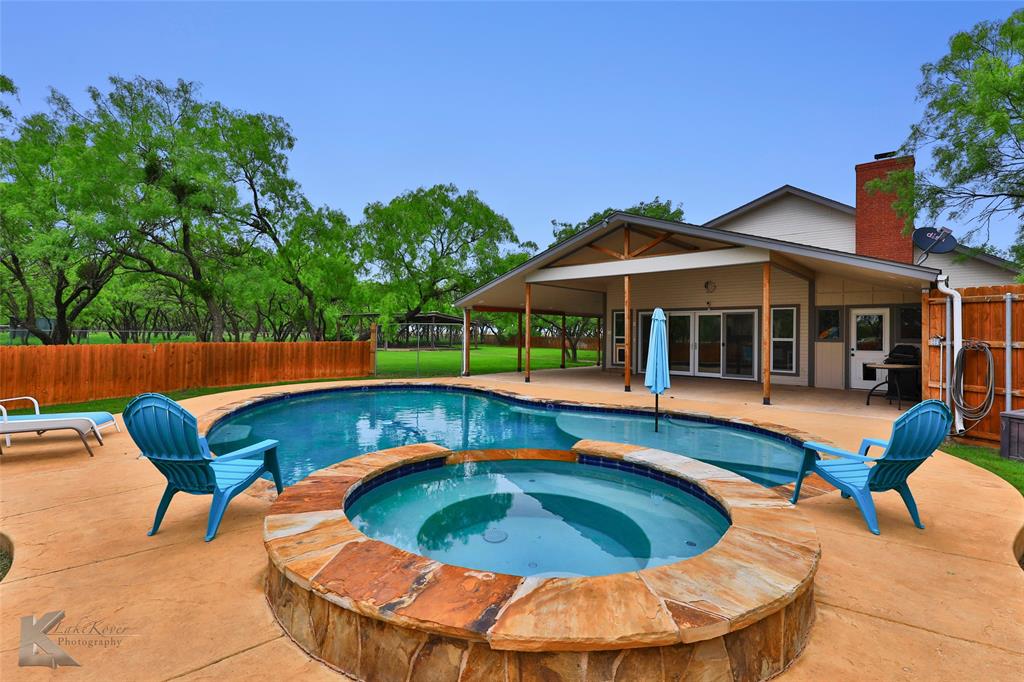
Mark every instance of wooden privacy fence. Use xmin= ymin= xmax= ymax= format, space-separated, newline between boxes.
xmin=0 ymin=341 xmax=374 ymax=406
xmin=922 ymin=284 xmax=1024 ymax=443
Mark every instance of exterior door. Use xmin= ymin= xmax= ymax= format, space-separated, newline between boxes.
xmin=668 ymin=313 xmax=694 ymax=375
xmin=849 ymin=308 xmax=889 ymax=389
xmin=723 ymin=311 xmax=756 ymax=378
xmin=636 ymin=311 xmax=694 ymax=375
xmin=696 ymin=313 xmax=722 ymax=377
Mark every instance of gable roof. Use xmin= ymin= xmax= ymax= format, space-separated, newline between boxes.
xmin=949 ymin=246 xmax=1020 ymax=273
xmin=454 ymin=211 xmax=940 ymax=308
xmin=703 ymin=185 xmax=855 ymax=228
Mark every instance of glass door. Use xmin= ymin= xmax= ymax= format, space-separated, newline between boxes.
xmin=637 ymin=311 xmax=653 ymax=372
xmin=723 ymin=311 xmax=756 ymax=378
xmin=849 ymin=308 xmax=889 ymax=389
xmin=696 ymin=312 xmax=722 ymax=376
xmin=668 ymin=313 xmax=693 ymax=375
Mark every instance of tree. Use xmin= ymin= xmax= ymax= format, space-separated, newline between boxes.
xmin=0 ymin=86 xmax=133 ymax=344
xmin=225 ymin=109 xmax=362 ymax=340
xmin=869 ymin=9 xmax=1024 ymax=246
xmin=360 ymin=184 xmax=535 ymax=321
xmin=550 ymin=196 xmax=684 ymax=245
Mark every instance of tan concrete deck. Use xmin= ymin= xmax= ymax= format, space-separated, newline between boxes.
xmin=1 ymin=375 xmax=1022 ymax=681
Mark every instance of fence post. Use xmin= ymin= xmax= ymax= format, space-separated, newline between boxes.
xmin=1007 ymin=293 xmax=1013 ymax=413
xmin=370 ymin=323 xmax=378 ymax=376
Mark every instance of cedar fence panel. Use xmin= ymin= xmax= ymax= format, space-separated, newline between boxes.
xmin=0 ymin=341 xmax=373 ymax=406
xmin=923 ymin=284 xmax=1024 ymax=443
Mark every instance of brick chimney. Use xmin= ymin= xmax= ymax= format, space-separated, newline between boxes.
xmin=855 ymin=154 xmax=914 ymax=263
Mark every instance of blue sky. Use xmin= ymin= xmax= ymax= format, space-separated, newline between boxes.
xmin=2 ymin=1 xmax=1019 ymax=250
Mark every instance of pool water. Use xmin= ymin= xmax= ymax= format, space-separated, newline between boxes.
xmin=206 ymin=387 xmax=802 ymax=487
xmin=347 ymin=460 xmax=730 ymax=577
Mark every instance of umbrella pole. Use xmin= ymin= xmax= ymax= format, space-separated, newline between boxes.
xmin=655 ymin=394 xmax=659 ymax=432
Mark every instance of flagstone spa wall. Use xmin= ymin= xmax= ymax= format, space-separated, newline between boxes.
xmin=263 ymin=442 xmax=820 ymax=682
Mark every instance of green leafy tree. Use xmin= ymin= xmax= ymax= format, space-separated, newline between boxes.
xmin=0 ymin=87 xmax=134 ymax=344
xmin=360 ymin=184 xmax=535 ymax=321
xmin=550 ymin=196 xmax=684 ymax=245
xmin=868 ymin=9 xmax=1024 ymax=252
xmin=225 ymin=109 xmax=362 ymax=340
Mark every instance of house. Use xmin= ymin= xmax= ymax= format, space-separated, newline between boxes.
xmin=454 ymin=155 xmax=1019 ymax=402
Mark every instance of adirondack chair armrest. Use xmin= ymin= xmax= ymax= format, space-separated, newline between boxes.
xmin=803 ymin=441 xmax=878 ymax=462
xmin=858 ymin=438 xmax=889 ymax=456
xmin=0 ymin=396 xmax=41 ymax=418
xmin=215 ymin=439 xmax=280 ymax=462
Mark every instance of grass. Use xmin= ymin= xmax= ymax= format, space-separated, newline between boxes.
xmin=0 ymin=549 xmax=10 ymax=582
xmin=6 ymin=346 xmax=595 ymax=416
xmin=942 ymin=440 xmax=1024 ymax=495
xmin=376 ymin=345 xmax=596 ymax=378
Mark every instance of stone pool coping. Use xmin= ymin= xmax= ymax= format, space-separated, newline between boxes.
xmin=263 ymin=441 xmax=820 ymax=655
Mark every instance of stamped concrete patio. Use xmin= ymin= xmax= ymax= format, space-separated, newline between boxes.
xmin=0 ymin=375 xmax=1021 ymax=681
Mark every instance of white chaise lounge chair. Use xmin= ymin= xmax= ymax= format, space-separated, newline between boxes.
xmin=0 ymin=396 xmax=120 ymax=457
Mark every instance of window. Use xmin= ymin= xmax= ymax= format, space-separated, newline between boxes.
xmin=816 ymin=308 xmax=841 ymax=342
xmin=612 ymin=311 xmax=626 ymax=365
xmin=895 ymin=305 xmax=922 ymax=342
xmin=771 ymin=307 xmax=797 ymax=374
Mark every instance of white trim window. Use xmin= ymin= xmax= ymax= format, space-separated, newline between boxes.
xmin=770 ymin=307 xmax=797 ymax=374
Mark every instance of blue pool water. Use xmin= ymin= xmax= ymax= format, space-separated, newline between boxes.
xmin=206 ymin=387 xmax=802 ymax=487
xmin=347 ymin=459 xmax=730 ymax=577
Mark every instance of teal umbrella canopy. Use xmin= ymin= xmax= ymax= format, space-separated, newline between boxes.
xmin=644 ymin=308 xmax=671 ymax=396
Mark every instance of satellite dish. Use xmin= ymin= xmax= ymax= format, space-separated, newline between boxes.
xmin=912 ymin=227 xmax=958 ymax=255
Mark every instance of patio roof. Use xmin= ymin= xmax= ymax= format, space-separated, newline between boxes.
xmin=456 ymin=212 xmax=941 ymax=314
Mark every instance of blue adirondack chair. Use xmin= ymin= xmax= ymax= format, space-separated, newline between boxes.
xmin=790 ymin=399 xmax=952 ymax=535
xmin=123 ymin=393 xmax=284 ymax=541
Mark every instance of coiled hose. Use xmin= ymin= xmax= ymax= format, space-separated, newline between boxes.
xmin=951 ymin=340 xmax=995 ymax=423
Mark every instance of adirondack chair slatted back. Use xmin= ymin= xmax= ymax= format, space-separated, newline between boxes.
xmin=124 ymin=393 xmax=217 ymax=494
xmin=868 ymin=400 xmax=952 ymax=492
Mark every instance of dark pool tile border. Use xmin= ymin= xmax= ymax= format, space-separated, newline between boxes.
xmin=578 ymin=454 xmax=731 ymax=522
xmin=343 ymin=456 xmax=447 ymax=510
xmin=205 ymin=382 xmax=806 ymax=451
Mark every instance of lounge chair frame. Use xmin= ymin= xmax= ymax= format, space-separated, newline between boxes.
xmin=0 ymin=396 xmax=120 ymax=456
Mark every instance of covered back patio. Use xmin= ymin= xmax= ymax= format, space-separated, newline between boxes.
xmin=457 ymin=212 xmax=939 ymax=407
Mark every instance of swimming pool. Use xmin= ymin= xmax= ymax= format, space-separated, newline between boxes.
xmin=346 ymin=459 xmax=731 ymax=577
xmin=206 ymin=386 xmax=803 ymax=487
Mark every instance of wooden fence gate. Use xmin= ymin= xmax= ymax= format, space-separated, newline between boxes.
xmin=922 ymin=284 xmax=1024 ymax=443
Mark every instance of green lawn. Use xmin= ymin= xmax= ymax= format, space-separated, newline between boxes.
xmin=376 ymin=345 xmax=596 ymax=377
xmin=941 ymin=440 xmax=1024 ymax=496
xmin=7 ymin=346 xmax=594 ymax=416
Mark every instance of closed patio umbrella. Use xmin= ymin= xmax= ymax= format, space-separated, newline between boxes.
xmin=644 ymin=308 xmax=671 ymax=432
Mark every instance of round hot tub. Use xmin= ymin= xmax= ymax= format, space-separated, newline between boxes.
xmin=264 ymin=442 xmax=820 ymax=682
xmin=347 ymin=459 xmax=730 ymax=578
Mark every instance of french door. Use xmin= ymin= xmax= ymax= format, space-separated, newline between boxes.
xmin=638 ymin=310 xmax=756 ymax=379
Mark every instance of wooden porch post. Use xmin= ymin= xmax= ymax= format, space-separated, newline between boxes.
xmin=624 ymin=275 xmax=632 ymax=392
xmin=525 ymin=284 xmax=532 ymax=383
xmin=462 ymin=308 xmax=471 ymax=377
xmin=623 ymin=227 xmax=632 ymax=392
xmin=517 ymin=311 xmax=523 ymax=372
xmin=595 ymin=316 xmax=602 ymax=367
xmin=762 ymin=263 xmax=771 ymax=405
xmin=560 ymin=313 xmax=567 ymax=368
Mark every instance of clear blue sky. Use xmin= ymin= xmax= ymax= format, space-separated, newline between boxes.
xmin=2 ymin=1 xmax=1019 ymax=250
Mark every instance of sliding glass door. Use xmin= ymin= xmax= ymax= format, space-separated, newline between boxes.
xmin=696 ymin=313 xmax=722 ymax=376
xmin=638 ymin=310 xmax=757 ymax=379
xmin=668 ymin=313 xmax=692 ymax=374
xmin=723 ymin=312 xmax=756 ymax=378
